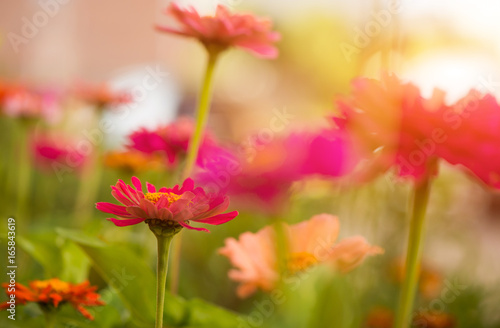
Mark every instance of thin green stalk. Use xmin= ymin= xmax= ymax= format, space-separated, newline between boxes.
xmin=395 ymin=177 xmax=432 ymax=328
xmin=16 ymin=122 xmax=32 ymax=221
xmin=170 ymin=50 xmax=220 ymax=294
xmin=43 ymin=309 xmax=57 ymax=328
xmin=182 ymin=51 xmax=219 ymax=179
xmin=155 ymin=233 xmax=174 ymax=328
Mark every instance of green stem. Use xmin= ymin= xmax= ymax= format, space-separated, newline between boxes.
xmin=16 ymin=122 xmax=32 ymax=222
xmin=43 ymin=310 xmax=57 ymax=328
xmin=181 ymin=51 xmax=219 ymax=180
xmin=394 ymin=177 xmax=432 ymax=328
xmin=170 ymin=50 xmax=219 ymax=294
xmin=155 ymin=233 xmax=174 ymax=328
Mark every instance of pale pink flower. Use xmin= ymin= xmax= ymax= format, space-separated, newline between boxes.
xmin=219 ymin=214 xmax=382 ymax=298
xmin=156 ymin=3 xmax=280 ymax=58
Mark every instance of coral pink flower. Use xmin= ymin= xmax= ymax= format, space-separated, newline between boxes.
xmin=335 ymin=74 xmax=449 ymax=182
xmin=96 ymin=177 xmax=238 ymax=232
xmin=128 ymin=117 xmax=226 ymax=168
xmin=0 ymin=278 xmax=104 ymax=320
xmin=75 ymin=82 xmax=131 ymax=109
xmin=1 ymin=85 xmax=61 ymax=122
xmin=219 ymin=214 xmax=382 ymax=298
xmin=156 ymin=3 xmax=280 ymax=58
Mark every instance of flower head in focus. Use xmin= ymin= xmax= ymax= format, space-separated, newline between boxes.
xmin=219 ymin=214 xmax=382 ymax=298
xmin=96 ymin=177 xmax=238 ymax=233
xmin=0 ymin=278 xmax=104 ymax=320
xmin=156 ymin=3 xmax=280 ymax=58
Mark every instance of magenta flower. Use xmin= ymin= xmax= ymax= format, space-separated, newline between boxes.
xmin=196 ymin=129 xmax=355 ymax=213
xmin=156 ymin=3 xmax=280 ymax=58
xmin=96 ymin=177 xmax=238 ymax=232
xmin=127 ymin=117 xmax=228 ymax=168
xmin=32 ymin=133 xmax=87 ymax=173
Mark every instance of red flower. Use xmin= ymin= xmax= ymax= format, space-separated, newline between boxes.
xmin=0 ymin=278 xmax=104 ymax=320
xmin=96 ymin=177 xmax=238 ymax=232
xmin=156 ymin=3 xmax=280 ymax=58
xmin=334 ymin=74 xmax=448 ymax=182
xmin=437 ymin=90 xmax=500 ymax=188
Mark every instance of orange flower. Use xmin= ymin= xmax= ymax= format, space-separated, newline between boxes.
xmin=156 ymin=3 xmax=280 ymax=58
xmin=75 ymin=82 xmax=131 ymax=109
xmin=0 ymin=278 xmax=104 ymax=320
xmin=104 ymin=150 xmax=164 ymax=173
xmin=219 ymin=214 xmax=383 ymax=298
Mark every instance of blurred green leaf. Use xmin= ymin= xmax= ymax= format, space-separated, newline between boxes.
xmin=60 ymin=241 xmax=91 ymax=283
xmin=17 ymin=233 xmax=63 ymax=278
xmin=60 ymin=228 xmax=243 ymax=327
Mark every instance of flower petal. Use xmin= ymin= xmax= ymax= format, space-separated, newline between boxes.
xmin=192 ymin=211 xmax=238 ymax=225
xmin=107 ymin=217 xmax=145 ymax=227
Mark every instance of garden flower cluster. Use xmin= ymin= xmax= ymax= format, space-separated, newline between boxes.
xmin=1 ymin=2 xmax=499 ymax=328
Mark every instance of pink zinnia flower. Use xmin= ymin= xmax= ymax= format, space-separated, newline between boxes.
xmin=32 ymin=133 xmax=87 ymax=173
xmin=1 ymin=85 xmax=60 ymax=122
xmin=128 ymin=117 xmax=226 ymax=168
xmin=197 ymin=130 xmax=355 ymax=213
xmin=96 ymin=177 xmax=238 ymax=232
xmin=156 ymin=3 xmax=280 ymax=58
xmin=219 ymin=214 xmax=383 ymax=298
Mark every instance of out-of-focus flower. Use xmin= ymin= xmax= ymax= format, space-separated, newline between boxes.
xmin=412 ymin=311 xmax=456 ymax=328
xmin=96 ymin=177 xmax=238 ymax=232
xmin=156 ymin=3 xmax=280 ymax=58
xmin=128 ymin=117 xmax=226 ymax=169
xmin=103 ymin=150 xmax=164 ymax=173
xmin=197 ymin=129 xmax=356 ymax=213
xmin=1 ymin=85 xmax=61 ymax=122
xmin=328 ymin=236 xmax=385 ymax=273
xmin=75 ymin=82 xmax=131 ymax=109
xmin=32 ymin=133 xmax=88 ymax=173
xmin=334 ymin=74 xmax=447 ymax=182
xmin=391 ymin=259 xmax=443 ymax=299
xmin=365 ymin=307 xmax=393 ymax=328
xmin=437 ymin=90 xmax=500 ymax=188
xmin=0 ymin=278 xmax=104 ymax=320
xmin=219 ymin=214 xmax=382 ymax=298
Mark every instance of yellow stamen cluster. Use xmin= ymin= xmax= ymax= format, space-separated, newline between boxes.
xmin=287 ymin=252 xmax=318 ymax=274
xmin=145 ymin=192 xmax=181 ymax=205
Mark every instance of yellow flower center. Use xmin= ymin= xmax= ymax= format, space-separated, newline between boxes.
xmin=32 ymin=279 xmax=70 ymax=292
xmin=145 ymin=192 xmax=181 ymax=205
xmin=287 ymin=252 xmax=318 ymax=274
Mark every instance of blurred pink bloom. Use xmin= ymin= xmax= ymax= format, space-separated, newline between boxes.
xmin=32 ymin=133 xmax=87 ymax=173
xmin=219 ymin=214 xmax=382 ymax=298
xmin=1 ymin=85 xmax=61 ymax=122
xmin=437 ymin=90 xmax=500 ymax=188
xmin=196 ymin=130 xmax=356 ymax=213
xmin=156 ymin=3 xmax=280 ymax=58
xmin=75 ymin=82 xmax=131 ymax=109
xmin=128 ymin=117 xmax=227 ymax=168
xmin=335 ymin=74 xmax=448 ymax=182
xmin=96 ymin=177 xmax=238 ymax=232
